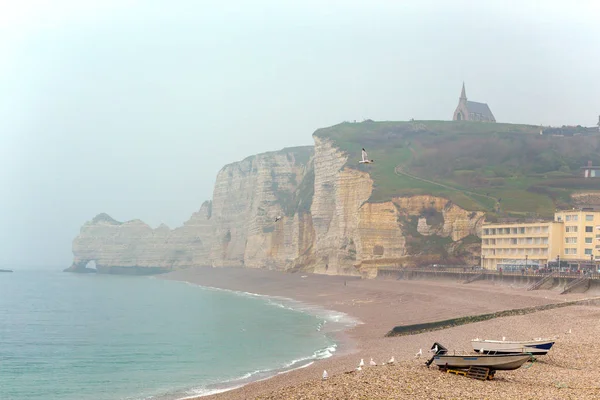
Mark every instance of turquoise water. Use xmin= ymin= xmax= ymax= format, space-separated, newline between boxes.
xmin=0 ymin=271 xmax=348 ymax=400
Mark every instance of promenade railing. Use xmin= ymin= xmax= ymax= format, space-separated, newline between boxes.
xmin=400 ymin=266 xmax=600 ymax=281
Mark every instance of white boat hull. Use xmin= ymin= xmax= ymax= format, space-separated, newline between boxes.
xmin=433 ymin=354 xmax=531 ymax=370
xmin=471 ymin=339 xmax=555 ymax=355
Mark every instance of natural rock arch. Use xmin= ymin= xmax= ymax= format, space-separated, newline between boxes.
xmin=85 ymin=260 xmax=97 ymax=271
xmin=63 ymin=259 xmax=98 ymax=273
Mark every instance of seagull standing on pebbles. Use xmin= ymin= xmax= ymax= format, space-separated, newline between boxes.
xmin=502 ymin=336 xmax=506 ymax=341
xmin=359 ymin=358 xmax=365 ymax=367
xmin=322 ymin=370 xmax=328 ymax=380
xmin=415 ymin=349 xmax=423 ymax=358
xmin=369 ymin=358 xmax=377 ymax=366
xmin=356 ymin=365 xmax=362 ymax=371
xmin=359 ymin=148 xmax=374 ymax=164
xmin=388 ymin=356 xmax=395 ymax=364
xmin=566 ymin=329 xmax=572 ymax=334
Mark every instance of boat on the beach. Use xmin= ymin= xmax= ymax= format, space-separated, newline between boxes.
xmin=426 ymin=343 xmax=531 ymax=371
xmin=471 ymin=338 xmax=555 ymax=355
xmin=432 ymin=353 xmax=532 ymax=371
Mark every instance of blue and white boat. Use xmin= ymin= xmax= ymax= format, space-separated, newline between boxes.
xmin=471 ymin=338 xmax=555 ymax=355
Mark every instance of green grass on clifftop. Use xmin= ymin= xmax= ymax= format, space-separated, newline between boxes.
xmin=314 ymin=120 xmax=600 ymax=217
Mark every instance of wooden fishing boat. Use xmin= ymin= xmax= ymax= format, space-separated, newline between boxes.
xmin=471 ymin=338 xmax=555 ymax=355
xmin=432 ymin=353 xmax=531 ymax=370
xmin=426 ymin=342 xmax=531 ymax=371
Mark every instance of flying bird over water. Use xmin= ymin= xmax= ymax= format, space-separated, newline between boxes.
xmin=359 ymin=148 xmax=374 ymax=164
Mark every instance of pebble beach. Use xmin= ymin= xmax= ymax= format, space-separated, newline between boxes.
xmin=162 ymin=268 xmax=600 ymax=399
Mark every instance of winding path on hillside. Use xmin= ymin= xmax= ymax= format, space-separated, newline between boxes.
xmin=393 ymin=164 xmax=500 ymax=211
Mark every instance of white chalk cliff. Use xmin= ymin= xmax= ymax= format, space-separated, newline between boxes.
xmin=67 ymin=139 xmax=484 ymax=276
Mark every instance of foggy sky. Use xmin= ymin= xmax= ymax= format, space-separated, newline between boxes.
xmin=2 ymin=0 xmax=599 ymax=269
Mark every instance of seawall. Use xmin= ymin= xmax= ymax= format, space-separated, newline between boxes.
xmin=377 ymin=268 xmax=600 ymax=294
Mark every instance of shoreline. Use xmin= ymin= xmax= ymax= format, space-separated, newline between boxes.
xmin=171 ymin=280 xmax=361 ymax=398
xmin=159 ymin=267 xmax=600 ymax=399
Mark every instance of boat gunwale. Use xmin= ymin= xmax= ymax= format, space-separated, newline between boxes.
xmin=471 ymin=339 xmax=555 ymax=345
xmin=434 ymin=354 xmax=532 ymax=359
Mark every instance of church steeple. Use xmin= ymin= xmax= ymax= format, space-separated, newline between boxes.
xmin=460 ymin=82 xmax=467 ymax=101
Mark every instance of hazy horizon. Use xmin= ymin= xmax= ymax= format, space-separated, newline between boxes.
xmin=2 ymin=0 xmax=600 ymax=268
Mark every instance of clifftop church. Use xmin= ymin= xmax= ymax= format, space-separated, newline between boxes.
xmin=452 ymin=83 xmax=496 ymax=123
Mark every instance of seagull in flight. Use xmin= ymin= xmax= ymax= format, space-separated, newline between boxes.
xmin=275 ymin=216 xmax=282 ymax=222
xmin=359 ymin=148 xmax=374 ymax=164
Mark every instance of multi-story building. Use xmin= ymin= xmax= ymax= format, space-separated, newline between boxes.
xmin=554 ymin=210 xmax=600 ymax=262
xmin=481 ymin=210 xmax=600 ymax=270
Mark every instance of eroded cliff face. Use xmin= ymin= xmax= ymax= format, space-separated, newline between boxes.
xmin=304 ymin=139 xmax=484 ymax=277
xmin=309 ymin=137 xmax=374 ymax=276
xmin=210 ymin=148 xmax=314 ymax=269
xmin=327 ymin=195 xmax=484 ymax=278
xmin=66 ymin=201 xmax=213 ymax=274
xmin=69 ymin=141 xmax=484 ymax=277
xmin=68 ymin=147 xmax=315 ymax=274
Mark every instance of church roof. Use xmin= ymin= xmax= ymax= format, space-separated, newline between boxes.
xmin=466 ymin=101 xmax=494 ymax=119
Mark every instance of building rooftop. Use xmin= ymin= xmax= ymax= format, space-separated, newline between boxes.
xmin=466 ymin=101 xmax=494 ymax=119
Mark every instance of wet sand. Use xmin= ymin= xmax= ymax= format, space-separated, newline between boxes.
xmin=162 ymin=267 xmax=600 ymax=399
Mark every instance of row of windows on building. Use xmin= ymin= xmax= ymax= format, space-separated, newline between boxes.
xmin=565 ymin=248 xmax=594 ymax=255
xmin=483 ymin=247 xmax=597 ymax=257
xmin=482 ymin=237 xmax=549 ymax=246
xmin=557 ymin=214 xmax=596 ymax=222
xmin=564 ymin=225 xmax=597 ymax=233
xmin=483 ymin=248 xmax=549 ymax=256
xmin=565 ymin=236 xmax=600 ymax=244
xmin=484 ymin=225 xmax=600 ymax=236
xmin=483 ymin=226 xmax=548 ymax=236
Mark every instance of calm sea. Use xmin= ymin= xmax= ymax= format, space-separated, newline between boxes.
xmin=0 ymin=270 xmax=353 ymax=400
